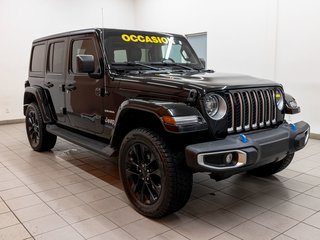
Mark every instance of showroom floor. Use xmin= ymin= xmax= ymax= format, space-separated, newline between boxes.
xmin=0 ymin=123 xmax=320 ymax=240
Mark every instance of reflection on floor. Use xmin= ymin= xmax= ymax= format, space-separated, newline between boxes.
xmin=0 ymin=123 xmax=320 ymax=239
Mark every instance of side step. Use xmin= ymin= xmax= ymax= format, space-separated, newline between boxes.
xmin=46 ymin=125 xmax=116 ymax=157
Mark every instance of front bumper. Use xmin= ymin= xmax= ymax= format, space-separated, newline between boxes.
xmin=185 ymin=121 xmax=310 ymax=178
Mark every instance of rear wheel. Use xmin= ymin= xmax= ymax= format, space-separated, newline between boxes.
xmin=25 ymin=103 xmax=57 ymax=151
xmin=119 ymin=128 xmax=192 ymax=218
xmin=248 ymin=153 xmax=294 ymax=177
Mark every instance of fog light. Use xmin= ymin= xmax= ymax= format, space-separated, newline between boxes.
xmin=225 ymin=153 xmax=233 ymax=164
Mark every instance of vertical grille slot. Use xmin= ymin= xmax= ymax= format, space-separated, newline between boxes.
xmin=234 ymin=92 xmax=243 ymax=132
xmin=257 ymin=90 xmax=265 ymax=127
xmin=264 ymin=90 xmax=271 ymax=126
xmin=251 ymin=91 xmax=258 ymax=129
xmin=243 ymin=92 xmax=251 ymax=130
xmin=226 ymin=93 xmax=234 ymax=133
xmin=270 ymin=89 xmax=277 ymax=124
xmin=226 ymin=88 xmax=278 ymax=133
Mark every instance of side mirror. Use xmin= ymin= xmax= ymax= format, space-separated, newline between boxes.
xmin=76 ymin=54 xmax=95 ymax=73
xmin=199 ymin=58 xmax=206 ymax=68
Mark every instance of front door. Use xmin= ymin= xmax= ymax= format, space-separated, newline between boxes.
xmin=65 ymin=35 xmax=104 ymax=134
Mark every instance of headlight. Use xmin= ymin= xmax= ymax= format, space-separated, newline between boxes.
xmin=204 ymin=93 xmax=227 ymax=120
xmin=276 ymin=89 xmax=284 ymax=111
xmin=275 ymin=89 xmax=284 ymax=110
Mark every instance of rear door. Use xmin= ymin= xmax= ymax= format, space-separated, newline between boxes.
xmin=65 ymin=34 xmax=104 ymax=134
xmin=45 ymin=39 xmax=67 ymax=123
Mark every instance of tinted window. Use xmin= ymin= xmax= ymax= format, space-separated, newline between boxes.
xmin=71 ymin=39 xmax=99 ymax=73
xmin=48 ymin=42 xmax=65 ymax=73
xmin=31 ymin=44 xmax=45 ymax=72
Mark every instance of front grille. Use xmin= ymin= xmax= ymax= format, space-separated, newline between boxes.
xmin=226 ymin=89 xmax=277 ymax=133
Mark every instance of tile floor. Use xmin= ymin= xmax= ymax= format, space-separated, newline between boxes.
xmin=0 ymin=123 xmax=320 ymax=240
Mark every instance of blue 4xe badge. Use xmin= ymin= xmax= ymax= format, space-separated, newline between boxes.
xmin=239 ymin=134 xmax=248 ymax=143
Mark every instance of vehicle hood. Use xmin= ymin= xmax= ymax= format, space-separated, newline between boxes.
xmin=117 ymin=71 xmax=281 ymax=95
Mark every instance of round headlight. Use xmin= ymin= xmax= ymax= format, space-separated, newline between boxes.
xmin=275 ymin=89 xmax=284 ymax=110
xmin=204 ymin=93 xmax=227 ymax=120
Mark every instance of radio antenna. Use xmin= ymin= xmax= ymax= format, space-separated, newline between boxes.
xmin=101 ymin=8 xmax=111 ymax=77
xmin=101 ymin=8 xmax=104 ymax=28
xmin=101 ymin=7 xmax=106 ymax=53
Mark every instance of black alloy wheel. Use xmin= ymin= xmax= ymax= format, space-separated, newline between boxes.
xmin=26 ymin=109 xmax=40 ymax=147
xmin=25 ymin=103 xmax=57 ymax=151
xmin=119 ymin=128 xmax=193 ymax=218
xmin=125 ymin=142 xmax=162 ymax=205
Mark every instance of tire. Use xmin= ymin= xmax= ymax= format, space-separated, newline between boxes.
xmin=248 ymin=153 xmax=294 ymax=177
xmin=25 ymin=103 xmax=57 ymax=151
xmin=119 ymin=128 xmax=193 ymax=218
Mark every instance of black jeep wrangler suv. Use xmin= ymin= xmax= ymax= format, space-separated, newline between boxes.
xmin=24 ymin=28 xmax=310 ymax=218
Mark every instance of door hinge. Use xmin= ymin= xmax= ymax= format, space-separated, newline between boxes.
xmin=59 ymin=84 xmax=66 ymax=92
xmin=187 ymin=89 xmax=197 ymax=102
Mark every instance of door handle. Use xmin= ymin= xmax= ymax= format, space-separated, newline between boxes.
xmin=65 ymin=84 xmax=76 ymax=91
xmin=44 ymin=82 xmax=54 ymax=88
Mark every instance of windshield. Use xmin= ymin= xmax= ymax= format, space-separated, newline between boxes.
xmin=103 ymin=30 xmax=202 ymax=71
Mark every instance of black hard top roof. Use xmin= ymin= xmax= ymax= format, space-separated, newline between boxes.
xmin=33 ymin=28 xmax=100 ymax=43
xmin=33 ymin=28 xmax=183 ymax=43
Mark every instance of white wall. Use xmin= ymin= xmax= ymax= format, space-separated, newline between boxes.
xmin=276 ymin=0 xmax=320 ymax=134
xmin=0 ymin=0 xmax=135 ymax=121
xmin=134 ymin=0 xmax=320 ymax=134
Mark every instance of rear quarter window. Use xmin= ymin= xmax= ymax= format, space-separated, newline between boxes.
xmin=30 ymin=44 xmax=46 ymax=72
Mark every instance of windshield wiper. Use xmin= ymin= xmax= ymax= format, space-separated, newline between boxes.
xmin=124 ymin=61 xmax=162 ymax=71
xmin=162 ymin=63 xmax=215 ymax=74
xmin=161 ymin=62 xmax=195 ymax=71
xmin=199 ymin=68 xmax=215 ymax=73
xmin=110 ymin=61 xmax=214 ymax=75
xmin=159 ymin=61 xmax=214 ymax=72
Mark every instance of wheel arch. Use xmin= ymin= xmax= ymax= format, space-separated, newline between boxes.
xmin=110 ymin=99 xmax=208 ymax=149
xmin=110 ymin=108 xmax=164 ymax=149
xmin=24 ymin=86 xmax=56 ymax=123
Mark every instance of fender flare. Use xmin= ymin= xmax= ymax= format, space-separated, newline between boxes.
xmin=110 ymin=99 xmax=208 ymax=146
xmin=284 ymin=93 xmax=300 ymax=114
xmin=23 ymin=86 xmax=55 ymax=123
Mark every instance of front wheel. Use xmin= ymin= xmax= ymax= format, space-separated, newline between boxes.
xmin=25 ymin=103 xmax=57 ymax=151
xmin=248 ymin=153 xmax=294 ymax=177
xmin=119 ymin=128 xmax=193 ymax=218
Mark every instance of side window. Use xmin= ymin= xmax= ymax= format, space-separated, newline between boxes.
xmin=48 ymin=42 xmax=65 ymax=73
xmin=31 ymin=44 xmax=46 ymax=72
xmin=71 ymin=39 xmax=99 ymax=73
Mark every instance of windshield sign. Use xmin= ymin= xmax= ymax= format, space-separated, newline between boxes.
xmin=121 ymin=34 xmax=170 ymax=44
